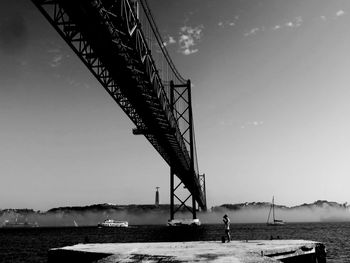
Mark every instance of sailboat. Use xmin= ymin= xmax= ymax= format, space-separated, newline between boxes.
xmin=267 ymin=196 xmax=285 ymax=226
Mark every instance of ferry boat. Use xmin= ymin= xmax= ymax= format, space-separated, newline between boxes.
xmin=167 ymin=218 xmax=201 ymax=227
xmin=98 ymin=219 xmax=128 ymax=228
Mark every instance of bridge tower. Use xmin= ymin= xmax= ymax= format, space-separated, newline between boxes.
xmin=169 ymin=80 xmax=198 ymax=220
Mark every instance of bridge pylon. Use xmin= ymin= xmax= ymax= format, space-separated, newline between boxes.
xmin=169 ymin=80 xmax=202 ymax=220
xmin=170 ymin=167 xmax=199 ymax=220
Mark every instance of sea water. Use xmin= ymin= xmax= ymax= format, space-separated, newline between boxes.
xmin=0 ymin=222 xmax=349 ymax=263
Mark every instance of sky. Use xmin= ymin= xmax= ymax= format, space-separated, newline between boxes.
xmin=1 ymin=0 xmax=350 ymax=210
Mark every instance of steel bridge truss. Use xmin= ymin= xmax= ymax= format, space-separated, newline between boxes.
xmin=170 ymin=81 xmax=195 ymax=219
xmin=31 ymin=0 xmax=206 ymax=216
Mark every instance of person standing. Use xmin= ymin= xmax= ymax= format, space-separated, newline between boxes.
xmin=223 ymin=214 xmax=231 ymax=242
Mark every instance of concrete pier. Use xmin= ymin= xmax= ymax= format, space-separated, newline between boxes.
xmin=48 ymin=240 xmax=326 ymax=263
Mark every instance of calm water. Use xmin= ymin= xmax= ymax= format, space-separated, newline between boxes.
xmin=0 ymin=222 xmax=349 ymax=262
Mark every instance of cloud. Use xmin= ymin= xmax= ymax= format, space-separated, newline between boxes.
xmin=285 ymin=16 xmax=303 ymax=28
xmin=244 ymin=27 xmax=260 ymax=37
xmin=219 ymin=120 xmax=264 ymax=129
xmin=320 ymin=10 xmax=345 ymax=22
xmin=47 ymin=46 xmax=68 ymax=68
xmin=168 ymin=36 xmax=176 ymax=44
xmin=50 ymin=55 xmax=63 ymax=67
xmin=272 ymin=25 xmax=281 ymax=30
xmin=320 ymin=10 xmax=345 ymax=21
xmin=240 ymin=121 xmax=264 ymax=129
xmin=336 ymin=10 xmax=345 ymax=17
xmin=162 ymin=36 xmax=176 ymax=47
xmin=245 ymin=16 xmax=303 ymax=37
xmin=295 ymin=16 xmax=303 ymax=27
xmin=49 ymin=51 xmax=63 ymax=67
xmin=218 ymin=21 xmax=235 ymax=28
xmin=218 ymin=16 xmax=239 ymax=28
xmin=178 ymin=25 xmax=203 ymax=55
xmin=271 ymin=16 xmax=303 ymax=32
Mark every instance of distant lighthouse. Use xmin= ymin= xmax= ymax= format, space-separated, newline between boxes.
xmin=155 ymin=187 xmax=160 ymax=206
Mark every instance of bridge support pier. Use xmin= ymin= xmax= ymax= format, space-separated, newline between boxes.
xmin=169 ymin=167 xmax=198 ymax=220
xmin=169 ymin=80 xmax=199 ymax=221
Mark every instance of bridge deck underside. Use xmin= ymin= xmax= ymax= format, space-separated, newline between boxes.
xmin=32 ymin=0 xmax=206 ymax=209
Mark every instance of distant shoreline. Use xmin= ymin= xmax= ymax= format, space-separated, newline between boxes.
xmin=1 ymin=200 xmax=349 ymax=226
xmin=2 ymin=199 xmax=348 ymax=213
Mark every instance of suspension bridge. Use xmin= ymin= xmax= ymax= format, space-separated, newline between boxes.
xmin=31 ymin=0 xmax=206 ymax=220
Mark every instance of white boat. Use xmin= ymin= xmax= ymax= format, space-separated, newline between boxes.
xmin=2 ymin=219 xmax=39 ymax=228
xmin=267 ymin=196 xmax=285 ymax=226
xmin=98 ymin=219 xmax=128 ymax=228
xmin=167 ymin=218 xmax=201 ymax=227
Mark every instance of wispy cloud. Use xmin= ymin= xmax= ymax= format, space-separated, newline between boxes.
xmin=245 ymin=16 xmax=303 ymax=37
xmin=219 ymin=120 xmax=264 ymax=129
xmin=320 ymin=10 xmax=346 ymax=22
xmin=295 ymin=16 xmax=303 ymax=27
xmin=272 ymin=25 xmax=281 ymax=31
xmin=178 ymin=25 xmax=203 ymax=55
xmin=218 ymin=21 xmax=236 ymax=27
xmin=218 ymin=16 xmax=240 ymax=28
xmin=244 ymin=26 xmax=266 ymax=37
xmin=285 ymin=16 xmax=303 ymax=28
xmin=244 ymin=27 xmax=260 ymax=37
xmin=162 ymin=36 xmax=176 ymax=47
xmin=50 ymin=54 xmax=63 ymax=67
xmin=270 ymin=16 xmax=303 ymax=33
xmin=240 ymin=121 xmax=264 ymax=129
xmin=48 ymin=47 xmax=63 ymax=68
xmin=168 ymin=36 xmax=176 ymax=44
xmin=336 ymin=10 xmax=345 ymax=17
